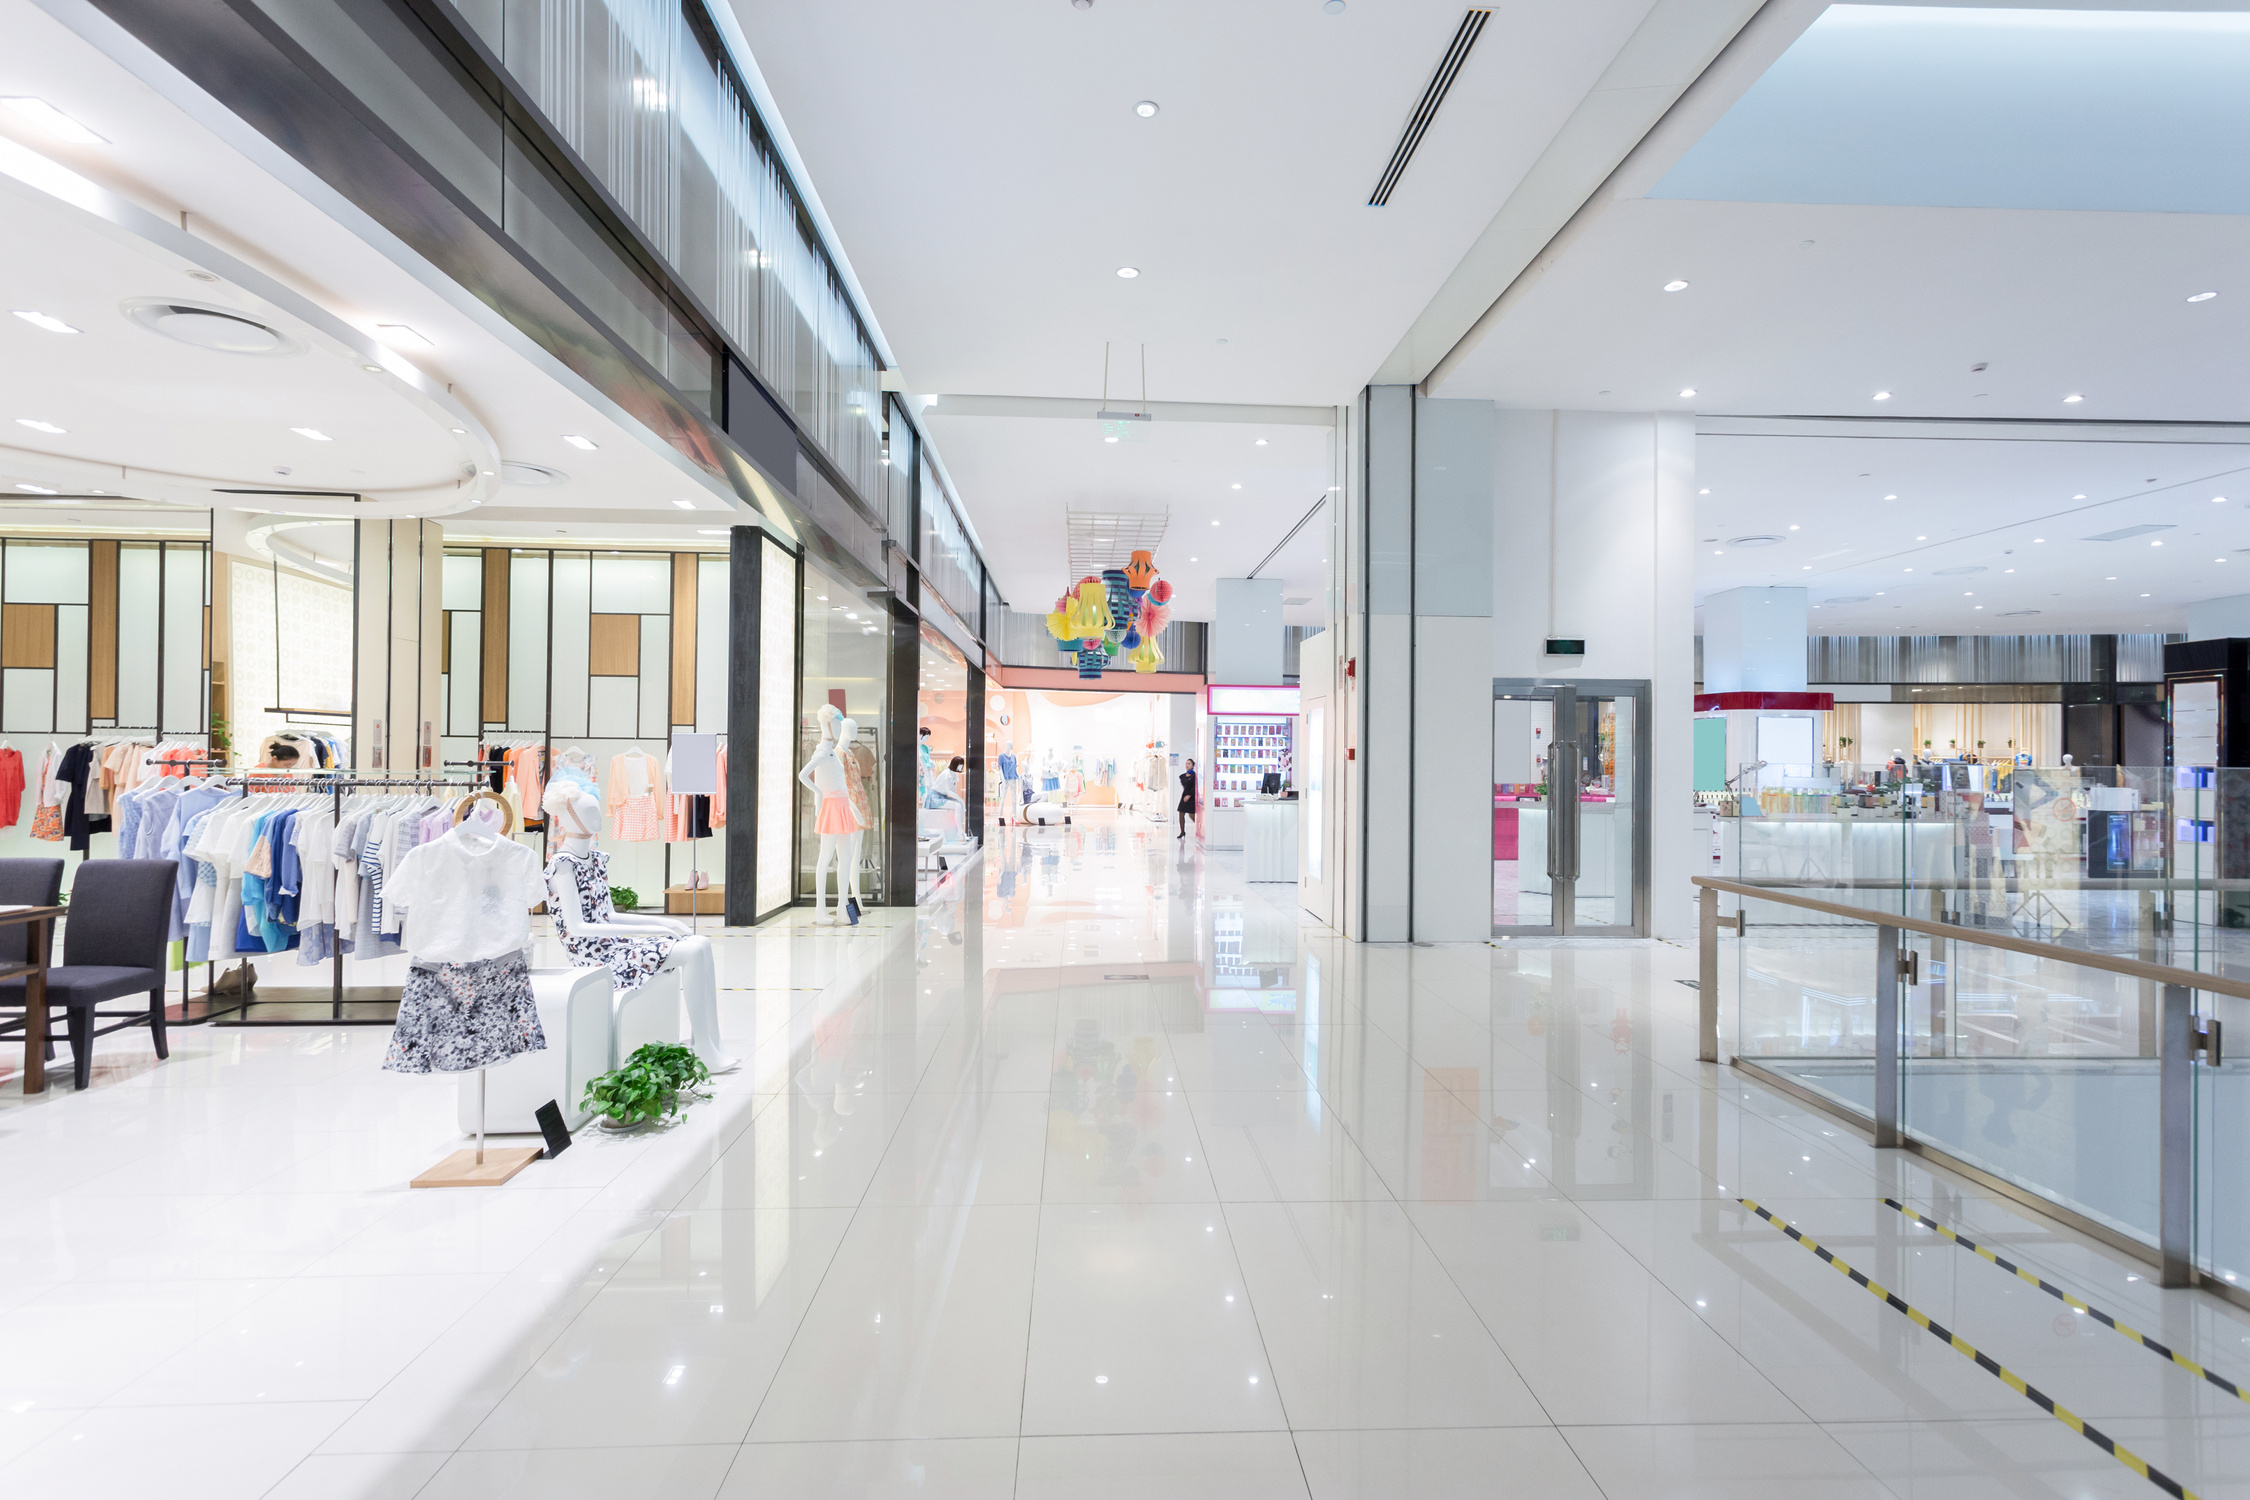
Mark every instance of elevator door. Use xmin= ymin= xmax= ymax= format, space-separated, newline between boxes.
xmin=1492 ymin=680 xmax=1650 ymax=937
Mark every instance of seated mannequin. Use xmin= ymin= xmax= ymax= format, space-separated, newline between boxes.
xmin=542 ymin=775 xmax=736 ymax=1074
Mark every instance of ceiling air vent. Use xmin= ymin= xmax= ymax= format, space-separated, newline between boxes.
xmin=501 ymin=462 xmax=569 ymax=487
xmin=123 ymin=297 xmax=302 ymax=356
xmin=2083 ymin=524 xmax=2171 ymax=542
xmin=1726 ymin=534 xmax=1782 ymax=548
xmin=1368 ymin=9 xmax=1490 ymax=206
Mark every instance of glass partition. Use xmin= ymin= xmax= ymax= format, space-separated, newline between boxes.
xmin=798 ymin=557 xmax=887 ymax=903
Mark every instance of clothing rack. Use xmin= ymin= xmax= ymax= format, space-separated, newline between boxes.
xmin=209 ymin=774 xmax=485 ymax=1027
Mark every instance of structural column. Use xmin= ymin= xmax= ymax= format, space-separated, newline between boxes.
xmin=352 ymin=519 xmax=443 ymax=774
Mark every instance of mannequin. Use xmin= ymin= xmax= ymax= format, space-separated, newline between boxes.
xmin=542 ymin=749 xmax=602 ymax=853
xmin=541 ymin=746 xmax=734 ymax=1073
xmin=799 ymin=704 xmax=863 ymax=923
xmin=838 ymin=716 xmax=870 ymax=916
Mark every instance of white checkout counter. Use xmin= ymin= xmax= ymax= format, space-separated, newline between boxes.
xmin=1245 ymin=798 xmax=1299 ymax=882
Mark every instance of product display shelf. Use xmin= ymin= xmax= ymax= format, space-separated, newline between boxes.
xmin=1211 ymin=716 xmax=1293 ymax=809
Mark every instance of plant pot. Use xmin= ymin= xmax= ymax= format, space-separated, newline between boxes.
xmin=596 ymin=1090 xmax=676 ymax=1132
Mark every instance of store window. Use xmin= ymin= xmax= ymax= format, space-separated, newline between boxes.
xmin=799 ymin=558 xmax=887 ymax=902
xmin=916 ymin=627 xmax=973 ymax=871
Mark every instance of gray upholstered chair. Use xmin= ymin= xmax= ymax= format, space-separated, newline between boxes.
xmin=0 ymin=858 xmax=65 ymax=1062
xmin=0 ymin=859 xmax=175 ymax=1089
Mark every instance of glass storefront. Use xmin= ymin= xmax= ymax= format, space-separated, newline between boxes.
xmin=798 ymin=556 xmax=888 ymax=903
xmin=917 ymin=627 xmax=971 ymax=854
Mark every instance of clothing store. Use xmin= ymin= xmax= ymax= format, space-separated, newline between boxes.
xmin=985 ymin=684 xmax=1196 ymax=834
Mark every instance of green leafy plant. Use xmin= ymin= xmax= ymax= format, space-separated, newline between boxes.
xmin=581 ymin=1041 xmax=711 ymax=1129
xmin=610 ymin=885 xmax=641 ymax=911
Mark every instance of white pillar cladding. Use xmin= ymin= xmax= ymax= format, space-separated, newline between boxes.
xmin=1493 ymin=411 xmax=1697 ymax=942
xmin=2187 ymin=593 xmax=2250 ymax=640
xmin=1343 ymin=387 xmax=1495 ymax=943
xmin=353 ymin=519 xmax=444 ymax=774
xmin=1212 ymin=577 xmax=1286 ymax=685
xmin=1702 ymin=586 xmax=1809 ymax=693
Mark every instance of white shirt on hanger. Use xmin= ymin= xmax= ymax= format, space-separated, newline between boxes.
xmin=384 ymin=822 xmax=545 ymax=964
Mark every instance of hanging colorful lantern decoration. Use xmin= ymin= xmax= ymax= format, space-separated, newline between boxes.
xmin=1044 ymin=554 xmax=1172 ymax=675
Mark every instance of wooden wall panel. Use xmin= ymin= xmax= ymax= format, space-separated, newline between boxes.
xmin=1 ymin=604 xmax=56 ymax=668
xmin=589 ymin=613 xmax=641 ymax=676
xmin=88 ymin=539 xmax=117 ymax=717
xmin=480 ymin=548 xmax=509 ymax=724
xmin=670 ymin=552 xmax=697 ymax=722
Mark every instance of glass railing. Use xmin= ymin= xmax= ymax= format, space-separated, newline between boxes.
xmin=1700 ymin=767 xmax=2246 ymax=1301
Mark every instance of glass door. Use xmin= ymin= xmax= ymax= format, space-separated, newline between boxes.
xmin=1493 ymin=680 xmax=1650 ymax=937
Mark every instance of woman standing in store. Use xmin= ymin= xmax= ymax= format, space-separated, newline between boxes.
xmin=1176 ymin=758 xmax=1197 ymax=839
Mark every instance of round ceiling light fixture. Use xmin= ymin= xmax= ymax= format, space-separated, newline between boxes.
xmin=2188 ymin=291 xmax=2218 ymax=302
xmin=1726 ymin=534 xmax=1782 ymax=548
xmin=123 ymin=297 xmax=300 ymax=356
xmin=1134 ymin=100 xmax=1158 ymax=118
xmin=1678 ymin=388 xmax=1697 ymax=398
xmin=500 ymin=461 xmax=569 ymax=487
xmin=1663 ymin=280 xmax=1688 ymax=292
xmin=1325 ymin=0 xmax=1345 ymax=12
xmin=1116 ymin=266 xmax=1139 ymax=279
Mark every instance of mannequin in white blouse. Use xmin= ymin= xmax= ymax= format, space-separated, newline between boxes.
xmin=542 ymin=767 xmax=602 ymax=856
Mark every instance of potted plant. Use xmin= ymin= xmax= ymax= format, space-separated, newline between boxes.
xmin=581 ymin=1041 xmax=711 ymax=1132
xmin=610 ymin=885 xmax=641 ymax=912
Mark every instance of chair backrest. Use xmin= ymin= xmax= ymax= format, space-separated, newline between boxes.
xmin=0 ymin=859 xmax=64 ymax=966
xmin=60 ymin=859 xmax=178 ymax=973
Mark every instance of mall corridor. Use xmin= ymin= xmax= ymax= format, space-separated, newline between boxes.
xmin=4 ymin=815 xmax=2239 ymax=1497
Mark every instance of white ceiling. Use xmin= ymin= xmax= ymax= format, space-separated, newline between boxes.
xmin=1696 ymin=420 xmax=2250 ymax=633
xmin=731 ymin=0 xmax=1668 ymax=407
xmin=921 ymin=413 xmax=1330 ymax=620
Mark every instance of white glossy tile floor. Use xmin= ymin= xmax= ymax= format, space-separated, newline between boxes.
xmin=2 ymin=811 xmax=2248 ymax=1498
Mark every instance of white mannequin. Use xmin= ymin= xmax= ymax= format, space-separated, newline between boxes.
xmin=838 ymin=716 xmax=867 ymax=911
xmin=798 ymin=704 xmax=862 ymax=923
xmin=543 ymin=751 xmax=603 ymax=855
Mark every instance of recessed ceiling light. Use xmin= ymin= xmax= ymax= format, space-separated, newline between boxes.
xmin=374 ymin=323 xmax=432 ymax=349
xmin=2005 ymin=568 xmax=2015 ymax=573
xmin=2141 ymin=593 xmax=2151 ymax=597
xmin=1664 ymin=280 xmax=1688 ymax=292
xmin=2189 ymin=291 xmax=2218 ymax=302
xmin=2034 ymin=537 xmax=2045 ymax=543
xmin=15 ymin=419 xmax=63 ymax=434
xmin=1678 ymin=388 xmax=1696 ymax=398
xmin=1254 ymin=439 xmax=1266 ymax=446
xmin=2063 ymin=394 xmax=2084 ymax=403
xmin=562 ymin=434 xmax=597 ymax=450
xmin=2106 ymin=576 xmax=2117 ymax=581
xmin=1873 ymin=391 xmax=1891 ymax=401
xmin=697 ymin=528 xmax=727 ymax=535
xmin=2152 ymin=539 xmax=2164 ymax=547
xmin=1713 ymin=550 xmax=1722 ymax=556
xmin=1883 ymin=494 xmax=1896 ymax=500
xmin=11 ymin=311 xmax=78 ymax=334
xmin=450 ymin=426 xmax=466 ymax=435
xmin=291 ymin=427 xmax=332 ymax=441
xmin=2215 ymin=496 xmax=2229 ymax=503
xmin=1134 ymin=100 xmax=1159 ymax=118
xmin=672 ymin=499 xmax=696 ymax=510
xmin=1698 ymin=488 xmax=1710 ymax=495
xmin=0 ymin=98 xmax=105 ymax=144
xmin=2072 ymin=494 xmax=2085 ymax=499
xmin=1916 ymin=535 xmax=1927 ymax=540
xmin=1104 ymin=435 xmax=1118 ymax=443
xmin=1189 ymin=556 xmax=1197 ymax=562
xmin=362 ymin=364 xmax=383 ymax=372
xmin=1788 ymin=524 xmax=1799 ymax=530
xmin=1116 ymin=267 xmax=1139 ymax=279
xmin=14 ymin=483 xmax=57 ymax=494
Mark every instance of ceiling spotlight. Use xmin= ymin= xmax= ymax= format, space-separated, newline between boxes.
xmin=2063 ymin=394 xmax=2084 ymax=403
xmin=11 ymin=311 xmax=78 ymax=334
xmin=2152 ymin=540 xmax=2164 ymax=547
xmin=2216 ymin=496 xmax=2230 ymax=503
xmin=1104 ymin=435 xmax=1118 ymax=443
xmin=1873 ymin=391 xmax=1892 ymax=401
xmin=697 ymin=528 xmax=728 ymax=535
xmin=1916 ymin=535 xmax=1927 ymax=541
xmin=15 ymin=419 xmax=64 ymax=434
xmin=0 ymin=97 xmax=106 ymax=144
xmin=2141 ymin=593 xmax=2151 ymax=597
xmin=1254 ymin=438 xmax=1267 ymax=446
xmin=1134 ymin=101 xmax=1158 ymax=118
xmin=1678 ymin=388 xmax=1697 ymax=398
xmin=1212 ymin=519 xmax=1221 ymax=525
xmin=1190 ymin=556 xmax=1198 ymax=562
xmin=1883 ymin=494 xmax=1897 ymax=500
xmin=2189 ymin=291 xmax=2219 ymax=302
xmin=1788 ymin=524 xmax=1799 ymax=530
xmin=2072 ymin=494 xmax=2085 ymax=499
xmin=290 ymin=427 xmax=332 ymax=441
xmin=2034 ymin=537 xmax=2045 ymax=543
xmin=1698 ymin=488 xmax=1710 ymax=495
xmin=1229 ymin=484 xmax=1240 ymax=490
xmin=1664 ymin=280 xmax=1688 ymax=292
xmin=1116 ymin=267 xmax=1140 ymax=279
xmin=362 ymin=364 xmax=383 ymax=372
xmin=562 ymin=434 xmax=597 ymax=450
xmin=450 ymin=427 xmax=466 ymax=435
xmin=673 ymin=499 xmax=698 ymax=510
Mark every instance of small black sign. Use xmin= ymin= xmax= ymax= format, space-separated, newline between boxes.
xmin=535 ymin=1100 xmax=573 ymax=1159
xmin=1544 ymin=638 xmax=1586 ymax=656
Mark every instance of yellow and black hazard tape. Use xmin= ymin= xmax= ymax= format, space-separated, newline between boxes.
xmin=1739 ymin=1198 xmax=2199 ymax=1500
xmin=1881 ymin=1197 xmax=2250 ymax=1409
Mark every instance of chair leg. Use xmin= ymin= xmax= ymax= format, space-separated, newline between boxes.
xmin=67 ymin=1008 xmax=92 ymax=1090
xmin=148 ymin=988 xmax=169 ymax=1060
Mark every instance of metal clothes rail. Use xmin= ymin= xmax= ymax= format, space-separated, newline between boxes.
xmin=1692 ymin=874 xmax=2231 ymax=1300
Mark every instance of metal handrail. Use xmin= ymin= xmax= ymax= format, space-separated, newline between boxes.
xmin=1693 ymin=875 xmax=2250 ymax=1002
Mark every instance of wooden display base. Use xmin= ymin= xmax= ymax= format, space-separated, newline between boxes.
xmin=411 ymin=1145 xmax=542 ymax=1188
xmin=665 ymin=884 xmax=725 ymax=915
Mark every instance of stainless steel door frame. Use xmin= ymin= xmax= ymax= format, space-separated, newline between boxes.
xmin=1495 ymin=678 xmax=1652 ymax=938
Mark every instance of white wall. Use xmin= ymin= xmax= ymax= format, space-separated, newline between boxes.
xmin=1493 ymin=411 xmax=1697 ymax=941
xmin=2187 ymin=593 xmax=2250 ymax=640
xmin=1212 ymin=577 xmax=1285 ymax=685
xmin=1702 ymin=587 xmax=1808 ymax=693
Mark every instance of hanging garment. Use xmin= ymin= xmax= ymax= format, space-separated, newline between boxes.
xmin=382 ymin=952 xmax=545 ymax=1074
xmin=385 ymin=823 xmax=545 ymax=964
xmin=56 ymin=742 xmax=108 ymax=852
xmin=841 ymin=744 xmax=873 ymax=828
xmin=549 ymin=850 xmax=676 ymax=996
xmin=604 ymin=750 xmax=665 ymax=841
xmin=0 ymin=745 xmax=25 ymax=828
xmin=710 ymin=743 xmax=728 ymax=830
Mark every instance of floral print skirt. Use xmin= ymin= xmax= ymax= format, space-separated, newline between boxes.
xmin=383 ymin=952 xmax=546 ymax=1074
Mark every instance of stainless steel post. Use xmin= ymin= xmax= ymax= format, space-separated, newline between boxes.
xmin=1874 ymin=924 xmax=1901 ymax=1148
xmin=1698 ymin=885 xmax=1719 ymax=1064
xmin=2160 ymin=982 xmax=2192 ymax=1287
